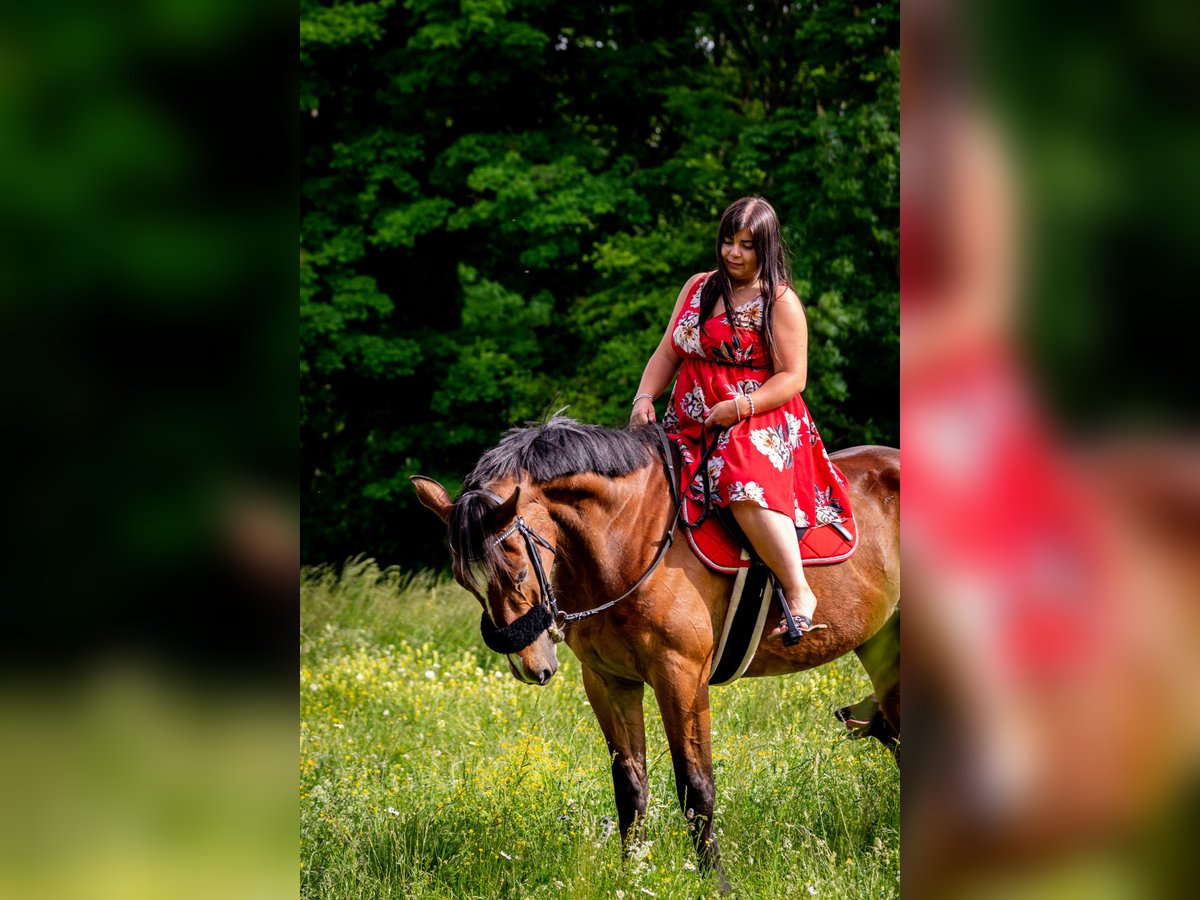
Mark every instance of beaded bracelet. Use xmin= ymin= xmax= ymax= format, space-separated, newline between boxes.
xmin=632 ymin=392 xmax=654 ymax=406
xmin=747 ymin=394 xmax=756 ymax=417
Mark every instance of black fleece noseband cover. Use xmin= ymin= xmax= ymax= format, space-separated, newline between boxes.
xmin=479 ymin=602 xmax=553 ymax=654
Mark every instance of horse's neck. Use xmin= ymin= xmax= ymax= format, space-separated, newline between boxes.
xmin=542 ymin=465 xmax=673 ymax=594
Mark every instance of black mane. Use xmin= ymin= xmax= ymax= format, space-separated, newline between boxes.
xmin=464 ymin=415 xmax=664 ymax=490
xmin=449 ymin=416 xmax=665 ymax=590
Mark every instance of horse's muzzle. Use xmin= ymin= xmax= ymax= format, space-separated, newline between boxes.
xmin=507 ymin=648 xmax=558 ymax=685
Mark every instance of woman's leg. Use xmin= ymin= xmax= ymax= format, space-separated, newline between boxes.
xmin=729 ymin=501 xmax=819 ymax=633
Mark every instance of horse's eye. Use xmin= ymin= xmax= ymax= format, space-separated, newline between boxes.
xmin=516 ymin=567 xmax=529 ymax=584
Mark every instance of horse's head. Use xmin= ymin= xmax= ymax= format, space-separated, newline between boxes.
xmin=412 ymin=475 xmax=560 ymax=686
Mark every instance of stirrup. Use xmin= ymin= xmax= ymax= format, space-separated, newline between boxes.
xmin=771 ymin=583 xmax=825 ymax=646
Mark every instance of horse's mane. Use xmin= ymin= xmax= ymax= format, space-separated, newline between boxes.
xmin=450 ymin=415 xmax=665 ymax=590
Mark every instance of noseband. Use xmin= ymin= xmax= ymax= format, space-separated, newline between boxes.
xmin=473 ymin=427 xmax=682 ymax=655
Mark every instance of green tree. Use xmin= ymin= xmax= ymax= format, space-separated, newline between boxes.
xmin=301 ymin=0 xmax=898 ymax=568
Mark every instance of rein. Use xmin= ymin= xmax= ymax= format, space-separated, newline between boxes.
xmin=677 ymin=427 xmax=727 ymax=529
xmin=477 ymin=426 xmax=682 ymax=654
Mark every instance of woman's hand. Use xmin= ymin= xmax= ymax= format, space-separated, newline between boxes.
xmin=630 ymin=397 xmax=656 ymax=429
xmin=703 ymin=398 xmax=743 ymax=432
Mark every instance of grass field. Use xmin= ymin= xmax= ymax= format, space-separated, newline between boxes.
xmin=300 ymin=559 xmax=899 ymax=899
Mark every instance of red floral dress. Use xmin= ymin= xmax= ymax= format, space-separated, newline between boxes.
xmin=663 ymin=273 xmax=854 ymax=538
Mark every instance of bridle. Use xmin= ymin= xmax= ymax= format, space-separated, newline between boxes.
xmin=474 ymin=426 xmax=683 ymax=655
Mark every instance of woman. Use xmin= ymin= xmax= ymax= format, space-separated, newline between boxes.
xmin=630 ymin=196 xmax=852 ymax=639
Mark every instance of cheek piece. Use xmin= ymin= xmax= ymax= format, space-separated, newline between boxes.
xmin=479 ymin=514 xmax=559 ymax=655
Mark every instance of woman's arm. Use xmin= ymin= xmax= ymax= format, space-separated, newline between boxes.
xmin=703 ymin=285 xmax=807 ymax=430
xmin=630 ymin=273 xmax=704 ymax=427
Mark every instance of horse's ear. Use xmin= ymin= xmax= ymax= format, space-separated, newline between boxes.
xmin=491 ymin=485 xmax=521 ymax=525
xmin=411 ymin=476 xmax=452 ymax=524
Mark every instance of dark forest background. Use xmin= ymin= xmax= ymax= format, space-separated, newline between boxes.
xmin=301 ymin=0 xmax=900 ymax=570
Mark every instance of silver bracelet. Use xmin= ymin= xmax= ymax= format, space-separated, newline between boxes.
xmin=733 ymin=396 xmax=743 ymax=420
xmin=632 ymin=392 xmax=654 ymax=406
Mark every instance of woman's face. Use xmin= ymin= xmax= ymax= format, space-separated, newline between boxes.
xmin=721 ymin=227 xmax=758 ymax=283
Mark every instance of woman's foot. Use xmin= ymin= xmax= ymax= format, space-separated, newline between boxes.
xmin=766 ymin=611 xmax=827 ymax=641
xmin=766 ymin=583 xmax=825 ymax=643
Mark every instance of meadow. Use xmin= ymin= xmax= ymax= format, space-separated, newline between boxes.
xmin=300 ymin=559 xmax=899 ymax=899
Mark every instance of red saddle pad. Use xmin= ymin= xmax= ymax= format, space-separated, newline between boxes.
xmin=680 ymin=491 xmax=859 ymax=574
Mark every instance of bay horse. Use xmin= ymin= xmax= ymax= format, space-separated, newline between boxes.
xmin=412 ymin=416 xmax=900 ymax=889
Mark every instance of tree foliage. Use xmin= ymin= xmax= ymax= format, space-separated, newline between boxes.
xmin=301 ymin=0 xmax=898 ymax=568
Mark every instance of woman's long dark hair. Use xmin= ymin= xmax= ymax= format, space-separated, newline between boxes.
xmin=697 ymin=196 xmax=793 ymax=363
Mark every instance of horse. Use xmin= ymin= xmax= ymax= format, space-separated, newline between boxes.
xmin=411 ymin=416 xmax=900 ymax=890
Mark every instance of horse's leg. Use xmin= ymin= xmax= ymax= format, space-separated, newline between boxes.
xmin=651 ymin=662 xmax=732 ymax=893
xmin=581 ymin=665 xmax=648 ymax=849
xmin=853 ymin=609 xmax=901 ymax=760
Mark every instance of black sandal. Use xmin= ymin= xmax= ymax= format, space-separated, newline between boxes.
xmin=766 ymin=584 xmax=825 ymax=646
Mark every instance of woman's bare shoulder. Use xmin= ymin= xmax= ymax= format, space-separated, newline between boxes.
xmin=673 ymin=271 xmax=711 ymax=305
xmin=773 ymin=283 xmax=802 ymax=305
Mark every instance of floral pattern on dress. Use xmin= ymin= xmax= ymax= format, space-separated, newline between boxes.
xmin=807 ymin=417 xmax=821 ymax=446
xmin=813 ymin=486 xmax=846 ymax=526
xmin=728 ymin=297 xmax=764 ymax=330
xmin=785 ymin=411 xmax=805 ymax=449
xmin=822 ymin=445 xmax=846 ymax=486
xmin=681 ymin=382 xmax=709 ymax=422
xmin=729 ymin=378 xmax=762 ymax=399
xmin=688 ymin=455 xmax=725 ymax=504
xmin=794 ymin=500 xmax=810 ymax=528
xmin=712 ymin=336 xmax=759 ymax=366
xmin=728 ymin=480 xmax=768 ymax=507
xmin=750 ymin=423 xmax=793 ymax=472
xmin=661 ymin=404 xmax=679 ymax=434
xmin=673 ymin=311 xmax=702 ymax=355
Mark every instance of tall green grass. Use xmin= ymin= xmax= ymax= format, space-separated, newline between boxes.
xmin=301 ymin=560 xmax=899 ymax=899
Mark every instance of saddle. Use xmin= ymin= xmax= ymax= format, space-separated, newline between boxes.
xmin=702 ymin=505 xmax=857 ymax=686
xmin=683 ymin=493 xmax=858 ymax=573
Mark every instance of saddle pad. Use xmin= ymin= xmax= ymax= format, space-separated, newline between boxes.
xmin=682 ymin=492 xmax=859 ymax=574
xmin=709 ymin=552 xmax=774 ymax=685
